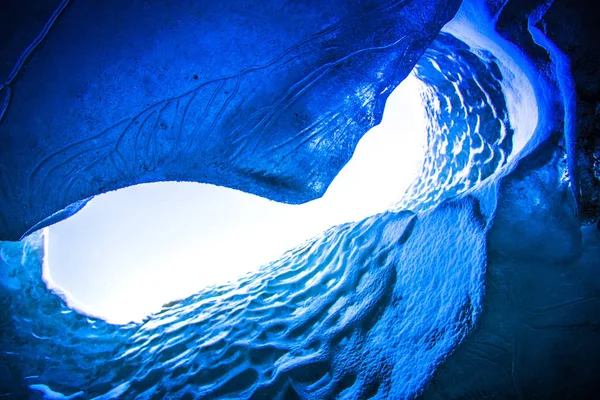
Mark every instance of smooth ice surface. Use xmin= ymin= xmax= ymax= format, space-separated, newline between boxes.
xmin=45 ymin=76 xmax=427 ymax=324
xmin=0 ymin=0 xmax=460 ymax=241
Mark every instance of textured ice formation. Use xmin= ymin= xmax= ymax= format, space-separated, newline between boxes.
xmin=421 ymin=129 xmax=600 ymax=400
xmin=0 ymin=0 xmax=460 ymax=241
xmin=397 ymin=33 xmax=515 ymax=210
xmin=1 ymin=0 xmax=600 ymax=398
xmin=43 ymin=74 xmax=427 ymax=325
xmin=1 ymin=200 xmax=486 ymax=398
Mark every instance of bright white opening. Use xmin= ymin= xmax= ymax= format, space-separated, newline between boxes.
xmin=43 ymin=74 xmax=427 ymax=324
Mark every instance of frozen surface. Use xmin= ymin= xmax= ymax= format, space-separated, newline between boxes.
xmin=1 ymin=0 xmax=599 ymax=398
xmin=1 ymin=200 xmax=486 ymax=398
xmin=0 ymin=0 xmax=459 ymax=241
xmin=44 ymin=75 xmax=427 ymax=324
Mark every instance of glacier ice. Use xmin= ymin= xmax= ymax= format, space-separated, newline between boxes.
xmin=2 ymin=199 xmax=486 ymax=398
xmin=1 ymin=0 xmax=599 ymax=398
xmin=0 ymin=0 xmax=460 ymax=241
xmin=43 ymin=74 xmax=427 ymax=325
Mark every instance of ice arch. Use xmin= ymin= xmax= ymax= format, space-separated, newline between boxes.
xmin=1 ymin=0 xmax=599 ymax=399
xmin=44 ymin=75 xmax=427 ymax=324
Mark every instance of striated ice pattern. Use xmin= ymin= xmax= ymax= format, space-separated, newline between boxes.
xmin=0 ymin=0 xmax=460 ymax=240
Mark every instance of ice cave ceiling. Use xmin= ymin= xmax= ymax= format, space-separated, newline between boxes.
xmin=1 ymin=0 xmax=599 ymax=399
xmin=0 ymin=0 xmax=460 ymax=241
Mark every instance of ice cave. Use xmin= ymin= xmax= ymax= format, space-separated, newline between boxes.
xmin=0 ymin=0 xmax=599 ymax=398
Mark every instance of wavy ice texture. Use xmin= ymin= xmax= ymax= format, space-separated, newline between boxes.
xmin=395 ymin=33 xmax=515 ymax=210
xmin=1 ymin=200 xmax=486 ymax=399
xmin=394 ymin=0 xmax=540 ymax=212
xmin=1 ymin=0 xmax=597 ymax=398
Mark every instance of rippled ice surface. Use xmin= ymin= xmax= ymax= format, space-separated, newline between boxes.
xmin=1 ymin=199 xmax=485 ymax=398
xmin=397 ymin=33 xmax=514 ymax=211
xmin=1 ymin=24 xmax=523 ymax=400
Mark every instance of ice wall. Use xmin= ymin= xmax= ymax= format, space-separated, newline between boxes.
xmin=0 ymin=0 xmax=460 ymax=241
xmin=397 ymin=33 xmax=516 ymax=210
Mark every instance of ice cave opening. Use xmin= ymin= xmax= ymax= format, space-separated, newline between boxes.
xmin=43 ymin=75 xmax=428 ymax=325
xmin=41 ymin=0 xmax=542 ymax=326
xmin=2 ymin=0 xmax=598 ymax=398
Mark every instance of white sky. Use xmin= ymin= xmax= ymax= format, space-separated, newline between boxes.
xmin=43 ymin=75 xmax=427 ymax=324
